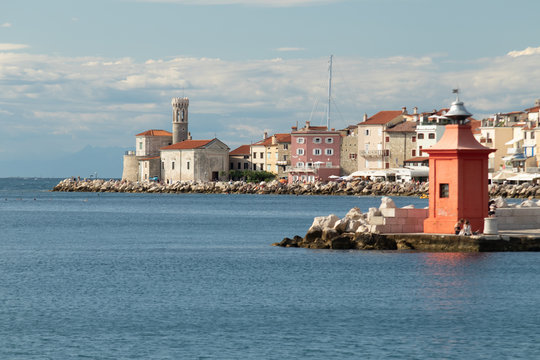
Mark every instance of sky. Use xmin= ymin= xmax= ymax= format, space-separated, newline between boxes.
xmin=2 ymin=0 xmax=540 ymax=177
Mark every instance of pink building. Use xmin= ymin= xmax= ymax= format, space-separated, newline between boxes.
xmin=287 ymin=121 xmax=341 ymax=183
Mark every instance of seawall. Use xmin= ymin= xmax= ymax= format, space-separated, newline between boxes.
xmin=52 ymin=178 xmax=540 ymax=198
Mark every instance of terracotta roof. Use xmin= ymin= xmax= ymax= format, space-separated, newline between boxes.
xmin=469 ymin=118 xmax=481 ymax=134
xmin=358 ymin=110 xmax=402 ymax=125
xmin=230 ymin=145 xmax=251 ymax=155
xmin=161 ymin=139 xmax=213 ymax=150
xmin=136 ymin=129 xmax=172 ymax=137
xmin=525 ymin=106 xmax=540 ymax=113
xmin=385 ymin=121 xmax=416 ymax=132
xmin=253 ymin=133 xmax=292 ymax=147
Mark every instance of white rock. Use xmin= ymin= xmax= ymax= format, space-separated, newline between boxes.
xmin=345 ymin=207 xmax=363 ymax=220
xmin=379 ymin=196 xmax=396 ymax=209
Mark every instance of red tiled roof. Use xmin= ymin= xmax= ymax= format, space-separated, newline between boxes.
xmin=525 ymin=106 xmax=540 ymax=113
xmin=230 ymin=145 xmax=251 ymax=155
xmin=469 ymin=118 xmax=481 ymax=134
xmin=253 ymin=133 xmax=292 ymax=146
xmin=358 ymin=110 xmax=402 ymax=125
xmin=136 ymin=129 xmax=172 ymax=137
xmin=385 ymin=121 xmax=416 ymax=132
xmin=140 ymin=156 xmax=160 ymax=161
xmin=161 ymin=139 xmax=213 ymax=150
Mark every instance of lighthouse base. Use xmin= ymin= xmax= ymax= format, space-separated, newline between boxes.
xmin=424 ymin=217 xmax=485 ymax=235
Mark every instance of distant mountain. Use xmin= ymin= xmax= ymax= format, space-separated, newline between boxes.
xmin=0 ymin=146 xmax=130 ymax=178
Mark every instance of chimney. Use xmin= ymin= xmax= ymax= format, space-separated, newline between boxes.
xmin=263 ymin=131 xmax=268 ymax=139
xmin=413 ymin=106 xmax=418 ymax=114
xmin=305 ymin=121 xmax=311 ymax=128
xmin=401 ymin=107 xmax=408 ymax=114
xmin=535 ymin=99 xmax=540 ymax=107
xmin=291 ymin=126 xmax=297 ymax=131
xmin=272 ymin=135 xmax=277 ymax=145
xmin=331 ymin=128 xmax=335 ymax=131
xmin=363 ymin=113 xmax=368 ymax=122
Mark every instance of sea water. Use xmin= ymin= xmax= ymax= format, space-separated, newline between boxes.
xmin=0 ymin=178 xmax=538 ymax=359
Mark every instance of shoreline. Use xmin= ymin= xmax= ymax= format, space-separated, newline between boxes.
xmin=51 ymin=178 xmax=539 ymax=198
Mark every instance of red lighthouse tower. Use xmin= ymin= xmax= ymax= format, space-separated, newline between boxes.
xmin=423 ymin=93 xmax=495 ymax=234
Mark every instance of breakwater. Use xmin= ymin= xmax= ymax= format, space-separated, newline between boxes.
xmin=51 ymin=178 xmax=540 ymax=198
xmin=52 ymin=178 xmax=429 ymax=196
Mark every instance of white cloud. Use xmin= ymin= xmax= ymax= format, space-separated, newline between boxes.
xmin=137 ymin=0 xmax=343 ymax=7
xmin=507 ymin=46 xmax=540 ymax=58
xmin=1 ymin=22 xmax=12 ymax=28
xmin=0 ymin=43 xmax=29 ymax=51
xmin=2 ymin=48 xmax=540 ymax=158
xmin=276 ymin=47 xmax=306 ymax=52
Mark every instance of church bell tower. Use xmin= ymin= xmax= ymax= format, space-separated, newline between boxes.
xmin=172 ymin=97 xmax=189 ymax=144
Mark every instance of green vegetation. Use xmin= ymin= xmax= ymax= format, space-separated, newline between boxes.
xmin=220 ymin=170 xmax=276 ymax=183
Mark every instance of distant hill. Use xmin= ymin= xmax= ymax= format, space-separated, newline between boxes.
xmin=0 ymin=146 xmax=130 ymax=178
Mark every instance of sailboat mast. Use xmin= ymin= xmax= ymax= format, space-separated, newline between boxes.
xmin=327 ymin=55 xmax=333 ymax=130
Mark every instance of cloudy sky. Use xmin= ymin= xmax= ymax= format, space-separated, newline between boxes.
xmin=2 ymin=0 xmax=540 ymax=177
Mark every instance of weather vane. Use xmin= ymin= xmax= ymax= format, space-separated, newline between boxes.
xmin=452 ymin=88 xmax=460 ymax=101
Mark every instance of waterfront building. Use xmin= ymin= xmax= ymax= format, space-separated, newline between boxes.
xmin=385 ymin=120 xmax=417 ymax=168
xmin=287 ymin=121 xmax=341 ymax=183
xmin=160 ymin=139 xmax=229 ymax=183
xmin=339 ymin=125 xmax=358 ymax=176
xmin=250 ymin=133 xmax=268 ymax=172
xmin=357 ymin=109 xmax=406 ymax=171
xmin=229 ymin=145 xmax=252 ymax=172
xmin=122 ymin=97 xmax=230 ymax=183
xmin=265 ymin=133 xmax=291 ymax=178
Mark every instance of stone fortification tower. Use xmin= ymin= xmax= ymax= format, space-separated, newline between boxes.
xmin=172 ymin=97 xmax=189 ymax=144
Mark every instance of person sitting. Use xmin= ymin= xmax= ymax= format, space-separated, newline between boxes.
xmin=488 ymin=200 xmax=497 ymax=217
xmin=454 ymin=219 xmax=463 ymax=235
xmin=459 ymin=220 xmax=472 ymax=236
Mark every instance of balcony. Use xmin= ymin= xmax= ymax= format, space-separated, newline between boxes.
xmin=358 ymin=149 xmax=390 ymax=158
xmin=286 ymin=164 xmax=340 ymax=173
xmin=276 ymin=160 xmax=289 ymax=165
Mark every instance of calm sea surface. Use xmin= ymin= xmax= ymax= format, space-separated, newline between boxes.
xmin=0 ymin=178 xmax=538 ymax=359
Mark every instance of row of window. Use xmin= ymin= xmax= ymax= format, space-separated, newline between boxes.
xmin=163 ymin=161 xmax=190 ymax=170
xmin=296 ymin=137 xmax=334 ymax=144
xmin=296 ymin=148 xmax=334 ymax=156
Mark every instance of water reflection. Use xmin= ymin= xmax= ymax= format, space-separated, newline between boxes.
xmin=418 ymin=253 xmax=488 ymax=311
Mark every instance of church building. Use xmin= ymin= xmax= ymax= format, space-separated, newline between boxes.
xmin=122 ymin=98 xmax=229 ymax=183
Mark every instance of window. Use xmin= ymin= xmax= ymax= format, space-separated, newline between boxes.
xmin=267 ymin=165 xmax=271 ymax=171
xmin=419 ymin=146 xmax=423 ymax=156
xmin=283 ymin=144 xmax=289 ymax=149
xmin=275 ymin=152 xmax=278 ymax=159
xmin=297 ymin=162 xmax=304 ymax=167
xmin=307 ymin=162 xmax=313 ymax=168
xmin=237 ymin=162 xmax=241 ymax=169
xmin=260 ymin=152 xmax=263 ymax=158
xmin=267 ymin=152 xmax=271 ymax=159
xmin=172 ymin=161 xmax=175 ymax=170
xmin=313 ymin=148 xmax=322 ymax=155
xmin=161 ymin=161 xmax=164 ymax=169
xmin=139 ymin=142 xmax=143 ymax=150
xmin=349 ymin=154 xmax=357 ymax=159
xmin=253 ymin=152 xmax=256 ymax=159
xmin=412 ymin=136 xmax=416 ymax=142
xmin=365 ymin=129 xmax=370 ymax=136
xmin=230 ymin=162 xmax=234 ymax=169
xmin=440 ymin=183 xmax=449 ymax=198
xmin=325 ymin=148 xmax=334 ymax=156
xmin=259 ymin=164 xmax=264 ymax=170
xmin=297 ymin=137 xmax=305 ymax=144
xmin=412 ymin=149 xmax=416 ymax=157
xmin=297 ymin=148 xmax=304 ymax=155
xmin=326 ymin=162 xmax=332 ymax=167
xmin=325 ymin=138 xmax=334 ymax=144
xmin=428 ymin=133 xmax=435 ymax=140
xmin=385 ymin=136 xmax=390 ymax=143
xmin=313 ymin=137 xmax=322 ymax=144
xmin=418 ymin=133 xmax=424 ymax=139
xmin=244 ymin=163 xmax=248 ymax=169
xmin=385 ymin=162 xmax=389 ymax=169
xmin=532 ymin=132 xmax=536 ymax=139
